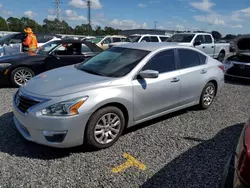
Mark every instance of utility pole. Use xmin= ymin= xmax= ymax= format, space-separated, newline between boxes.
xmin=53 ymin=0 xmax=62 ymax=33
xmin=87 ymin=0 xmax=91 ymax=36
xmin=154 ymin=21 xmax=158 ymax=29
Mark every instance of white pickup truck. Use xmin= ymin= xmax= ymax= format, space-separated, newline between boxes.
xmin=166 ymin=33 xmax=230 ymax=62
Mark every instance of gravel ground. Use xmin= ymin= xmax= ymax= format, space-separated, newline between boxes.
xmin=0 ymin=80 xmax=249 ymax=188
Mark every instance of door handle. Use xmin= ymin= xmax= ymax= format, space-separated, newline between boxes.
xmin=171 ymin=78 xmax=180 ymax=83
xmin=201 ymin=70 xmax=207 ymax=74
xmin=202 ymin=46 xmax=205 ymax=49
xmin=211 ymin=46 xmax=214 ymax=48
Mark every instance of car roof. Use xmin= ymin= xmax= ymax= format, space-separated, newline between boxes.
xmin=115 ymin=42 xmax=183 ymax=51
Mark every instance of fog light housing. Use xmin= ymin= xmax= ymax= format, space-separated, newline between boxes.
xmin=42 ymin=130 xmax=67 ymax=143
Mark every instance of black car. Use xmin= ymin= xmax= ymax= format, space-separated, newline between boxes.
xmin=0 ymin=39 xmax=103 ymax=87
xmin=224 ymin=35 xmax=250 ymax=80
xmin=220 ymin=118 xmax=250 ymax=188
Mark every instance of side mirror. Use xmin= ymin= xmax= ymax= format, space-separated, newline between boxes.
xmin=138 ymin=70 xmax=159 ymax=79
xmin=140 ymin=40 xmax=147 ymax=43
xmin=194 ymin=41 xmax=201 ymax=46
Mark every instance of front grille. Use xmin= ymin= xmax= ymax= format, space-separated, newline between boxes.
xmin=17 ymin=95 xmax=40 ymax=113
xmin=227 ymin=63 xmax=250 ymax=78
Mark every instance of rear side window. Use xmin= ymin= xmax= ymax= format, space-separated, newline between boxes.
xmin=142 ymin=49 xmax=176 ymax=73
xmin=141 ymin=36 xmax=150 ymax=42
xmin=151 ymin=36 xmax=159 ymax=42
xmin=178 ymin=49 xmax=201 ymax=69
xmin=204 ymin=35 xmax=212 ymax=44
xmin=160 ymin=37 xmax=169 ymax=42
xmin=113 ymin=38 xmax=121 ymax=43
xmin=195 ymin=35 xmax=205 ymax=44
xmin=198 ymin=53 xmax=207 ymax=64
xmin=81 ymin=44 xmax=92 ymax=53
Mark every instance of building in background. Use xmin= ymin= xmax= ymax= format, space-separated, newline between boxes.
xmin=118 ymin=29 xmax=176 ymax=36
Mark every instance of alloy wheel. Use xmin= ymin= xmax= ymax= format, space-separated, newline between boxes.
xmin=14 ymin=69 xmax=33 ymax=86
xmin=203 ymin=86 xmax=215 ymax=106
xmin=94 ymin=113 xmax=121 ymax=144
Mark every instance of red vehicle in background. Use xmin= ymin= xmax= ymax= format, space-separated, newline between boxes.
xmin=221 ymin=118 xmax=250 ymax=188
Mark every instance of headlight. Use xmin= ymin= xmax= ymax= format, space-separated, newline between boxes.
xmin=0 ymin=63 xmax=11 ymax=68
xmin=41 ymin=97 xmax=88 ymax=116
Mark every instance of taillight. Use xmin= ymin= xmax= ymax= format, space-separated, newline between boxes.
xmin=218 ymin=65 xmax=225 ymax=72
xmin=237 ymin=120 xmax=250 ymax=186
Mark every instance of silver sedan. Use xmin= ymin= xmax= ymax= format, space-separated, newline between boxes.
xmin=13 ymin=43 xmax=225 ymax=149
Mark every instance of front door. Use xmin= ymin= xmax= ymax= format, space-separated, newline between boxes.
xmin=132 ymin=49 xmax=181 ymax=122
xmin=45 ymin=42 xmax=84 ymax=71
xmin=202 ymin=35 xmax=214 ymax=57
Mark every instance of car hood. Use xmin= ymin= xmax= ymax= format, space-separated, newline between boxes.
xmin=0 ymin=52 xmax=45 ymax=62
xmin=234 ymin=35 xmax=250 ymax=54
xmin=23 ymin=65 xmax=113 ymax=97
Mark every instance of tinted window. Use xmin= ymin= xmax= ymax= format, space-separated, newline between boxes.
xmin=151 ymin=36 xmax=159 ymax=42
xmin=141 ymin=37 xmax=150 ymax=42
xmin=198 ymin=53 xmax=207 ymax=64
xmin=143 ymin=50 xmax=176 ymax=73
xmin=55 ymin=43 xmax=81 ymax=55
xmin=204 ymin=35 xmax=212 ymax=44
xmin=37 ymin=35 xmax=54 ymax=43
xmin=113 ymin=38 xmax=121 ymax=43
xmin=160 ymin=37 xmax=169 ymax=42
xmin=81 ymin=44 xmax=92 ymax=52
xmin=178 ymin=49 xmax=201 ymax=69
xmin=195 ymin=35 xmax=204 ymax=43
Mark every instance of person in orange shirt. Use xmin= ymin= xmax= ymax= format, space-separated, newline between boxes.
xmin=22 ymin=27 xmax=38 ymax=52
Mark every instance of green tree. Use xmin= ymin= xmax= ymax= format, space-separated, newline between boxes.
xmin=95 ymin=26 xmax=103 ymax=35
xmin=7 ymin=17 xmax=22 ymax=32
xmin=0 ymin=17 xmax=8 ymax=31
xmin=211 ymin=31 xmax=222 ymax=40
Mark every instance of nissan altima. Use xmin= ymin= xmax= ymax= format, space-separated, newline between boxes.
xmin=12 ymin=43 xmax=225 ymax=149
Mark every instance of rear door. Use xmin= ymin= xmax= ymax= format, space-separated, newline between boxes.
xmin=177 ymin=48 xmax=208 ymax=106
xmin=132 ymin=49 xmax=181 ymax=121
xmin=203 ymin=35 xmax=214 ymax=57
xmin=45 ymin=42 xmax=84 ymax=70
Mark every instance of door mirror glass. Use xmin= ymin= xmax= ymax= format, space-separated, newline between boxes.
xmin=138 ymin=70 xmax=159 ymax=79
xmin=194 ymin=41 xmax=201 ymax=46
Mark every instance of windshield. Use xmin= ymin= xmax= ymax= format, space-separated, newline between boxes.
xmin=124 ymin=36 xmax=141 ymax=42
xmin=0 ymin=34 xmax=15 ymax=44
xmin=77 ymin=47 xmax=149 ymax=77
xmin=87 ymin=37 xmax=104 ymax=43
xmin=166 ymin=34 xmax=195 ymax=42
xmin=36 ymin=41 xmax=60 ymax=55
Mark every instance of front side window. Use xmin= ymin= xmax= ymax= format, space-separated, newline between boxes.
xmin=113 ymin=38 xmax=121 ymax=43
xmin=142 ymin=49 xmax=176 ymax=73
xmin=178 ymin=49 xmax=201 ymax=69
xmin=103 ymin=38 xmax=112 ymax=44
xmin=36 ymin=41 xmax=60 ymax=55
xmin=77 ymin=47 xmax=149 ymax=77
xmin=55 ymin=43 xmax=81 ymax=55
xmin=81 ymin=44 xmax=92 ymax=53
xmin=124 ymin=36 xmax=140 ymax=42
xmin=141 ymin=37 xmax=151 ymax=42
xmin=195 ymin=35 xmax=205 ymax=44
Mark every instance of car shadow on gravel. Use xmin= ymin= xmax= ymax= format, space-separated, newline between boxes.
xmin=141 ymin=123 xmax=244 ymax=188
xmin=0 ymin=112 xmax=93 ymax=160
xmin=225 ymin=77 xmax=250 ymax=86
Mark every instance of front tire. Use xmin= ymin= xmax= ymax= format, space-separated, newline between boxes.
xmin=199 ymin=82 xmax=216 ymax=109
xmin=85 ymin=106 xmax=125 ymax=149
xmin=10 ymin=67 xmax=35 ymax=87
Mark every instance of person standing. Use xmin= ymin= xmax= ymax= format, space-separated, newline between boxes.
xmin=22 ymin=27 xmax=38 ymax=52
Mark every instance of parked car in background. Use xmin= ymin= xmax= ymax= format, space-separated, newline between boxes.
xmin=224 ymin=35 xmax=250 ymax=80
xmin=0 ymin=40 xmax=102 ymax=87
xmin=108 ymin=34 xmax=170 ymax=48
xmin=220 ymin=118 xmax=250 ymax=188
xmin=12 ymin=43 xmax=224 ymax=149
xmin=86 ymin=35 xmax=126 ymax=50
xmin=166 ymin=33 xmax=230 ymax=62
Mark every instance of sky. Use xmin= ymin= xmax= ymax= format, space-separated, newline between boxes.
xmin=0 ymin=0 xmax=249 ymax=35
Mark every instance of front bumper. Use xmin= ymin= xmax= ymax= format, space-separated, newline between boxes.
xmin=12 ymin=95 xmax=91 ymax=148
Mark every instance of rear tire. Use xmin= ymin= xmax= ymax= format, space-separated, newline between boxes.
xmin=85 ymin=106 xmax=125 ymax=149
xmin=218 ymin=51 xmax=225 ymax=62
xmin=10 ymin=67 xmax=35 ymax=87
xmin=199 ymin=82 xmax=216 ymax=109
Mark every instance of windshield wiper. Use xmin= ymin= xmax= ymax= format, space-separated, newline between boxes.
xmin=80 ymin=68 xmax=104 ymax=76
